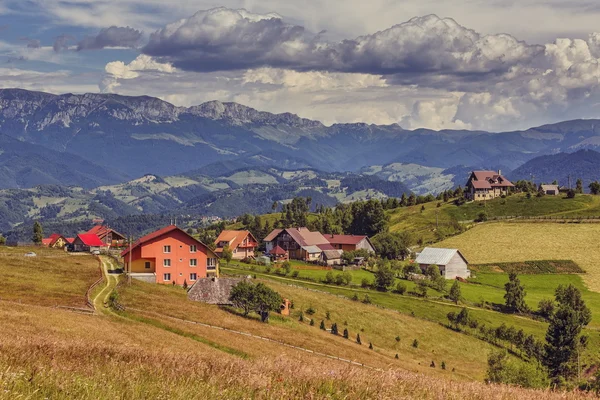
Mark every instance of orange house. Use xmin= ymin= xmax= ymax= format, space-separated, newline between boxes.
xmin=214 ymin=230 xmax=258 ymax=260
xmin=121 ymin=225 xmax=219 ymax=286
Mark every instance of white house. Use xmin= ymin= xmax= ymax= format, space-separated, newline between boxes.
xmin=415 ymin=247 xmax=470 ymax=279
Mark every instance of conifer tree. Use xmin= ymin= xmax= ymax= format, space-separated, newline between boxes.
xmin=343 ymin=328 xmax=349 ymax=339
xmin=356 ymin=333 xmax=362 ymax=345
xmin=320 ymin=320 xmax=326 ymax=330
xmin=449 ymin=280 xmax=462 ymax=304
xmin=32 ymin=221 xmax=43 ymax=245
xmin=504 ymin=273 xmax=528 ymax=313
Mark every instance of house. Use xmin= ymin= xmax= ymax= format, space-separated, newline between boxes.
xmin=86 ymin=225 xmax=127 ymax=248
xmin=214 ymin=230 xmax=258 ymax=260
xmin=325 ymin=234 xmax=375 ymax=253
xmin=72 ymin=234 xmax=107 ymax=253
xmin=415 ymin=247 xmax=470 ymax=279
xmin=269 ymin=245 xmax=288 ymax=262
xmin=187 ymin=277 xmax=247 ymax=305
xmin=540 ymin=184 xmax=560 ymax=196
xmin=320 ymin=249 xmax=344 ymax=266
xmin=121 ymin=225 xmax=219 ymax=286
xmin=42 ymin=233 xmax=69 ymax=249
xmin=264 ymin=228 xmax=334 ymax=261
xmin=465 ymin=170 xmax=514 ymax=201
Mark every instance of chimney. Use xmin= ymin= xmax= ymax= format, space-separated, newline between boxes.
xmin=498 ymin=170 xmax=502 ymax=176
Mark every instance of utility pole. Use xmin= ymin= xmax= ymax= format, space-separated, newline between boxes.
xmin=435 ymin=209 xmax=439 ymax=230
xmin=128 ymin=234 xmax=132 ymax=285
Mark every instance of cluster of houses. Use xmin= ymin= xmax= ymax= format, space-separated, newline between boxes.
xmin=42 ymin=225 xmax=127 ymax=253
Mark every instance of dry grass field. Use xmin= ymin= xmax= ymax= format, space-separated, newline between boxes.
xmin=0 ymin=246 xmax=100 ymax=307
xmin=436 ymin=222 xmax=600 ymax=291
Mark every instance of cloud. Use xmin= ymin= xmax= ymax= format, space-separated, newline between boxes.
xmin=77 ymin=26 xmax=143 ymax=51
xmin=142 ymin=8 xmax=543 ymax=79
xmin=53 ymin=34 xmax=74 ymax=52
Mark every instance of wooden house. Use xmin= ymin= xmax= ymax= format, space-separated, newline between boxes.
xmin=320 ymin=249 xmax=344 ymax=266
xmin=42 ymin=233 xmax=69 ymax=249
xmin=465 ymin=170 xmax=514 ymax=201
xmin=72 ymin=234 xmax=107 ymax=253
xmin=415 ymin=247 xmax=470 ymax=279
xmin=121 ymin=225 xmax=219 ymax=286
xmin=264 ymin=228 xmax=334 ymax=261
xmin=86 ymin=225 xmax=127 ymax=248
xmin=214 ymin=230 xmax=258 ymax=260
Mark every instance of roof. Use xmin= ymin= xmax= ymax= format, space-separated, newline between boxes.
xmin=76 ymin=234 xmax=107 ymax=247
xmin=541 ymin=184 xmax=560 ymax=192
xmin=121 ymin=225 xmax=215 ymax=258
xmin=415 ymin=247 xmax=468 ymax=266
xmin=86 ymin=225 xmax=126 ymax=240
xmin=264 ymin=229 xmax=283 ymax=242
xmin=317 ymin=243 xmax=335 ymax=251
xmin=469 ymin=171 xmax=514 ymax=188
xmin=271 ymin=245 xmax=288 ymax=255
xmin=302 ymin=245 xmax=323 ymax=254
xmin=322 ymin=249 xmax=343 ymax=259
xmin=214 ymin=230 xmax=257 ymax=251
xmin=187 ymin=277 xmax=248 ymax=305
xmin=325 ymin=234 xmax=368 ymax=245
xmin=43 ymin=233 xmax=66 ymax=246
xmin=65 ymin=238 xmax=75 ymax=244
xmin=42 ymin=238 xmax=53 ymax=246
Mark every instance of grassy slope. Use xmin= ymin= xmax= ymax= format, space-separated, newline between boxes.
xmin=0 ymin=247 xmax=100 ymax=307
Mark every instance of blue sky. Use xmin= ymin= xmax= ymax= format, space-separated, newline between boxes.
xmin=2 ymin=1 xmax=600 ymax=131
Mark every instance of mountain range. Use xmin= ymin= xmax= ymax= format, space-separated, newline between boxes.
xmin=5 ymin=88 xmax=600 ymax=189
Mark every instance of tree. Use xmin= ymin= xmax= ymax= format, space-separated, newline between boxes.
xmin=537 ymin=299 xmax=555 ymax=320
xmin=576 ymin=178 xmax=583 ymax=194
xmin=543 ymin=285 xmax=591 ymax=382
xmin=221 ymin=245 xmax=233 ymax=265
xmin=253 ymin=283 xmax=282 ymax=323
xmin=324 ymin=271 xmax=335 ymax=284
xmin=416 ymin=281 xmax=428 ymax=298
xmin=0 ymin=234 xmax=5 ymax=246
xmin=371 ymin=231 xmax=413 ymax=260
xmin=395 ymin=281 xmax=407 ymax=295
xmin=331 ymin=323 xmax=338 ymax=335
xmin=566 ymin=189 xmax=576 ymax=199
xmin=476 ymin=211 xmax=488 ymax=222
xmin=589 ymin=181 xmax=600 ymax=195
xmin=456 ymin=307 xmax=470 ymax=329
xmin=425 ymin=264 xmax=446 ymax=292
xmin=320 ymin=320 xmax=326 ymax=330
xmin=32 ymin=221 xmax=43 ymax=245
xmin=343 ymin=328 xmax=349 ymax=339
xmin=374 ymin=262 xmax=395 ymax=291
xmin=504 ymin=273 xmax=528 ymax=313
xmin=448 ymin=280 xmax=462 ymax=304
xmin=282 ymin=261 xmax=292 ymax=275
xmin=486 ymin=350 xmax=548 ymax=388
xmin=356 ymin=333 xmax=362 ymax=345
xmin=229 ymin=281 xmax=256 ymax=316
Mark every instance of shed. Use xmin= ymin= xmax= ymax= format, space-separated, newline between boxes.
xmin=187 ymin=277 xmax=248 ymax=305
xmin=320 ymin=249 xmax=344 ymax=266
xmin=301 ymin=245 xmax=323 ymax=261
xmin=415 ymin=247 xmax=470 ymax=279
xmin=540 ymin=184 xmax=560 ymax=196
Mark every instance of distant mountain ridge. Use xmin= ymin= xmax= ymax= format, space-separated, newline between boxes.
xmin=4 ymin=88 xmax=600 ymax=181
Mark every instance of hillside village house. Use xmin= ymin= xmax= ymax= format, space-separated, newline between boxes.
xmin=466 ymin=170 xmax=514 ymax=201
xmin=325 ymin=234 xmax=375 ymax=253
xmin=415 ymin=247 xmax=470 ymax=279
xmin=540 ymin=184 xmax=560 ymax=195
xmin=121 ymin=225 xmax=219 ymax=286
xmin=86 ymin=225 xmax=127 ymax=248
xmin=264 ymin=228 xmax=335 ymax=261
xmin=72 ymin=234 xmax=107 ymax=253
xmin=42 ymin=233 xmax=69 ymax=249
xmin=214 ymin=230 xmax=258 ymax=260
xmin=320 ymin=249 xmax=344 ymax=266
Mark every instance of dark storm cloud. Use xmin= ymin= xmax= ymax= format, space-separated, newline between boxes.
xmin=77 ymin=26 xmax=142 ymax=51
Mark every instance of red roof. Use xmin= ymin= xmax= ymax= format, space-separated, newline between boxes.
xmin=43 ymin=233 xmax=67 ymax=246
xmin=76 ymin=234 xmax=107 ymax=247
xmin=86 ymin=225 xmax=126 ymax=240
xmin=121 ymin=225 xmax=215 ymax=258
xmin=66 ymin=238 xmax=75 ymax=244
xmin=317 ymin=243 xmax=335 ymax=251
xmin=42 ymin=238 xmax=53 ymax=246
xmin=271 ymin=245 xmax=288 ymax=255
xmin=469 ymin=171 xmax=514 ymax=188
xmin=326 ymin=234 xmax=368 ymax=246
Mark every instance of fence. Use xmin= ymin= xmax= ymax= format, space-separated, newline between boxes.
xmin=459 ymin=215 xmax=600 ymax=224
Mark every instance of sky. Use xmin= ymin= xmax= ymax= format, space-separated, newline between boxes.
xmin=2 ymin=1 xmax=600 ymax=132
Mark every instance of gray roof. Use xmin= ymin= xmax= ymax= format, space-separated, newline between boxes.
xmin=302 ymin=245 xmax=323 ymax=254
xmin=187 ymin=277 xmax=248 ymax=305
xmin=321 ymin=249 xmax=343 ymax=259
xmin=541 ymin=184 xmax=559 ymax=191
xmin=415 ymin=247 xmax=468 ymax=265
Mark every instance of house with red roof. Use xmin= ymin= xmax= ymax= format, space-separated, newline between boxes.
xmin=72 ymin=234 xmax=108 ymax=253
xmin=466 ymin=170 xmax=514 ymax=201
xmin=214 ymin=230 xmax=258 ymax=260
xmin=264 ymin=227 xmax=334 ymax=261
xmin=121 ymin=225 xmax=219 ymax=285
xmin=42 ymin=233 xmax=69 ymax=249
xmin=86 ymin=225 xmax=127 ymax=248
xmin=325 ymin=234 xmax=375 ymax=253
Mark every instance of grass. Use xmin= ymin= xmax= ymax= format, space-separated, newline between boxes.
xmin=436 ymin=222 xmax=600 ymax=291
xmin=0 ymin=246 xmax=101 ymax=307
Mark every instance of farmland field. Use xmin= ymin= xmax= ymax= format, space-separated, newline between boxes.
xmin=436 ymin=222 xmax=600 ymax=291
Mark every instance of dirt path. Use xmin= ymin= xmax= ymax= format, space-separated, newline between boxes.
xmin=92 ymin=256 xmax=120 ymax=315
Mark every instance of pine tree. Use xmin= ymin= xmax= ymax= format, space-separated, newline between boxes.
xmin=576 ymin=178 xmax=583 ymax=194
xmin=430 ymin=361 xmax=436 ymax=368
xmin=331 ymin=323 xmax=338 ymax=335
xmin=310 ymin=319 xmax=315 ymax=326
xmin=369 ymin=342 xmax=373 ymax=350
xmin=441 ymin=361 xmax=446 ymax=370
xmin=356 ymin=333 xmax=362 ymax=345
xmin=504 ymin=273 xmax=528 ymax=313
xmin=299 ymin=312 xmax=304 ymax=322
xmin=343 ymin=328 xmax=349 ymax=339
xmin=412 ymin=339 xmax=419 ymax=348
xmin=32 ymin=221 xmax=43 ymax=245
xmin=320 ymin=320 xmax=326 ymax=330
xmin=449 ymin=280 xmax=462 ymax=304
xmin=395 ymin=353 xmax=399 ymax=359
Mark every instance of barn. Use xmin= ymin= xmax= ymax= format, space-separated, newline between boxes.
xmin=415 ymin=248 xmax=470 ymax=279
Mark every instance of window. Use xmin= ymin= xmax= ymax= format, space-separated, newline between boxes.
xmin=163 ymin=273 xmax=171 ymax=281
xmin=144 ymin=261 xmax=151 ymax=269
xmin=163 ymin=245 xmax=171 ymax=253
xmin=207 ymin=258 xmax=217 ymax=269
xmin=190 ymin=273 xmax=197 ymax=281
xmin=190 ymin=245 xmax=197 ymax=253
xmin=190 ymin=259 xmax=197 ymax=267
xmin=163 ymin=259 xmax=171 ymax=267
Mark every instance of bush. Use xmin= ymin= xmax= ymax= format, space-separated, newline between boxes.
xmin=441 ymin=361 xmax=446 ymax=370
xmin=335 ymin=274 xmax=345 ymax=285
xmin=341 ymin=271 xmax=353 ymax=285
xmin=343 ymin=328 xmax=349 ymax=339
xmin=361 ymin=278 xmax=371 ymax=288
xmin=369 ymin=342 xmax=373 ymax=350
xmin=395 ymin=336 xmax=401 ymax=342
xmin=320 ymin=320 xmax=326 ymax=330
xmin=395 ymin=282 xmax=407 ymax=295
xmin=282 ymin=261 xmax=292 ymax=275
xmin=351 ymin=293 xmax=359 ymax=301
xmin=310 ymin=319 xmax=315 ymax=326
xmin=324 ymin=271 xmax=335 ymax=284
xmin=356 ymin=334 xmax=362 ymax=345
xmin=412 ymin=339 xmax=419 ymax=348
xmin=291 ymin=270 xmax=299 ymax=278
xmin=306 ymin=306 xmax=316 ymax=315
xmin=537 ymin=298 xmax=555 ymax=320
xmin=362 ymin=294 xmax=372 ymax=304
xmin=265 ymin=266 xmax=272 ymax=273
xmin=476 ymin=211 xmax=488 ymax=222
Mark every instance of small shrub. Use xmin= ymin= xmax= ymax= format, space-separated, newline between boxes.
xmin=430 ymin=361 xmax=436 ymax=368
xmin=441 ymin=361 xmax=446 ymax=370
xmin=395 ymin=282 xmax=407 ymax=295
xmin=320 ymin=320 xmax=326 ymax=330
xmin=412 ymin=339 xmax=419 ymax=348
xmin=325 ymin=311 xmax=331 ymax=320
xmin=343 ymin=328 xmax=349 ymax=339
xmin=351 ymin=293 xmax=359 ymax=301
xmin=331 ymin=323 xmax=338 ymax=335
xmin=310 ymin=319 xmax=315 ymax=326
xmin=369 ymin=342 xmax=373 ymax=350
xmin=356 ymin=334 xmax=362 ymax=345
xmin=306 ymin=306 xmax=316 ymax=315
xmin=265 ymin=266 xmax=272 ymax=273
xmin=335 ymin=274 xmax=345 ymax=285
xmin=362 ymin=294 xmax=372 ymax=304
xmin=298 ymin=312 xmax=304 ymax=322
xmin=324 ymin=271 xmax=335 ymax=284
xmin=395 ymin=336 xmax=401 ymax=343
xmin=361 ymin=278 xmax=371 ymax=288
xmin=395 ymin=353 xmax=399 ymax=359
xmin=291 ymin=270 xmax=299 ymax=278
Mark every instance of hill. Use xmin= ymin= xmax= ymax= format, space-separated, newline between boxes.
xmin=0 ymin=248 xmax=596 ymax=398
xmin=511 ymin=149 xmax=600 ymax=189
